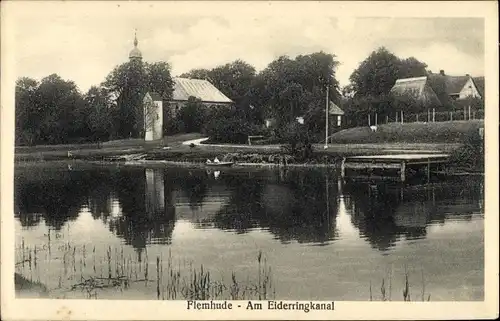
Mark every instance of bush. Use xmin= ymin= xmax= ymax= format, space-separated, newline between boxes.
xmin=279 ymin=122 xmax=313 ymax=161
xmin=203 ymin=107 xmax=263 ymax=144
xmin=449 ymin=129 xmax=484 ymax=171
xmin=178 ymin=97 xmax=207 ymax=133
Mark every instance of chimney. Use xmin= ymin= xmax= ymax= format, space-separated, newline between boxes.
xmin=466 ymin=73 xmax=470 ymax=77
xmin=439 ymin=70 xmax=445 ymax=76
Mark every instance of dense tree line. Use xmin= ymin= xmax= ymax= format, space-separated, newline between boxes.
xmin=15 ymin=61 xmax=174 ymax=146
xmin=15 ymin=47 xmax=484 ymax=146
xmin=180 ymin=52 xmax=340 ymax=143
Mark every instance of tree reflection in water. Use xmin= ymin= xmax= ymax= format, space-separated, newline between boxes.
xmin=15 ymin=167 xmax=177 ymax=255
xmin=342 ymin=177 xmax=483 ymax=252
xmin=15 ymin=168 xmax=100 ymax=230
xmin=209 ymin=169 xmax=339 ymax=244
xmin=14 ymin=165 xmax=483 ymax=252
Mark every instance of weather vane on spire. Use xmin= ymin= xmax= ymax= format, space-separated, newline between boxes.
xmin=134 ymin=28 xmax=138 ymax=47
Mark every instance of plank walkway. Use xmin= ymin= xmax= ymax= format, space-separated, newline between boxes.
xmin=341 ymin=154 xmax=450 ymax=182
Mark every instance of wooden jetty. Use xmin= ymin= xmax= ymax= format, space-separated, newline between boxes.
xmin=341 ymin=154 xmax=450 ymax=182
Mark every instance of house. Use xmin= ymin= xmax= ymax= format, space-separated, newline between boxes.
xmin=142 ymin=78 xmax=232 ymax=141
xmin=127 ymin=32 xmax=232 ymax=141
xmin=329 ymin=101 xmax=345 ymax=127
xmin=390 ymin=76 xmax=442 ymax=107
xmin=427 ymin=70 xmax=484 ymax=101
xmin=391 ymin=71 xmax=485 ymax=108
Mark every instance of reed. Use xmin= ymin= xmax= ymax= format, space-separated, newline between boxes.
xmin=369 ymin=266 xmax=430 ymax=302
xmin=16 ymin=243 xmax=275 ymax=300
xmin=402 ymin=266 xmax=411 ymax=301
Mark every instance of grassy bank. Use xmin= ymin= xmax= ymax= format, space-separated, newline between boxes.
xmin=329 ymin=120 xmax=483 ymax=144
xmin=14 ymin=121 xmax=482 ymax=172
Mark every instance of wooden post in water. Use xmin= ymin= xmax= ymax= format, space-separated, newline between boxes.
xmin=427 ymin=157 xmax=430 ymax=183
xmin=341 ymin=158 xmax=346 ymax=178
xmin=400 ymin=161 xmax=406 ymax=182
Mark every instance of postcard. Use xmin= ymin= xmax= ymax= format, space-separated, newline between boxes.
xmin=1 ymin=1 xmax=498 ymax=320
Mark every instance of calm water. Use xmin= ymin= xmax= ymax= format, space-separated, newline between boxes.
xmin=14 ymin=163 xmax=484 ymax=301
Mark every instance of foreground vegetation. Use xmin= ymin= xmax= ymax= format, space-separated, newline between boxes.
xmin=15 ymin=241 xmax=274 ymax=300
xmin=16 ymin=241 xmax=431 ymax=301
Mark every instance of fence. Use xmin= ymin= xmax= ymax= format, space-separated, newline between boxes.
xmin=366 ymin=108 xmax=484 ymax=126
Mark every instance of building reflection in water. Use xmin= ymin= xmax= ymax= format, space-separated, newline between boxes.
xmin=14 ymin=166 xmax=484 ymax=255
xmin=107 ymin=169 xmax=176 ymax=258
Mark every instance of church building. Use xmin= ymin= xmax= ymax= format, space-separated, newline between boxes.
xmin=127 ymin=32 xmax=233 ymax=141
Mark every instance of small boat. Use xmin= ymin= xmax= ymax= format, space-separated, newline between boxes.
xmin=206 ymin=161 xmax=234 ymax=167
xmin=206 ymin=158 xmax=234 ymax=167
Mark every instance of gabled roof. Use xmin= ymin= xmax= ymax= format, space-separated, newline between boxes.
xmin=444 ymin=75 xmax=469 ymax=95
xmin=390 ymin=76 xmax=442 ymax=106
xmin=427 ymin=74 xmax=473 ymax=96
xmin=329 ymin=101 xmax=344 ymax=115
xmin=472 ymin=76 xmax=485 ymax=97
xmin=172 ymin=78 xmax=232 ymax=104
xmin=390 ymin=76 xmax=428 ymax=97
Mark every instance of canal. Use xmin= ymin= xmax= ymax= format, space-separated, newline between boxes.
xmin=14 ymin=163 xmax=484 ymax=301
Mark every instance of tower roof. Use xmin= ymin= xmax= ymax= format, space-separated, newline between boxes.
xmin=129 ymin=30 xmax=142 ymax=60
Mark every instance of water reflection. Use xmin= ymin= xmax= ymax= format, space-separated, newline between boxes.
xmin=341 ymin=178 xmax=483 ymax=251
xmin=14 ymin=166 xmax=484 ymax=251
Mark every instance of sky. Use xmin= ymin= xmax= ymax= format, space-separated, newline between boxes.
xmin=6 ymin=1 xmax=486 ymax=94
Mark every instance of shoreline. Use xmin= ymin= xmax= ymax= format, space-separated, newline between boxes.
xmin=14 ymin=158 xmax=484 ymax=176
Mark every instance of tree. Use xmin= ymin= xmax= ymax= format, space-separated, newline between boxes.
xmin=178 ymin=96 xmax=207 ymax=133
xmin=398 ymin=57 xmax=428 ymax=79
xmin=203 ymin=107 xmax=261 ymax=144
xmin=349 ymin=47 xmax=402 ymax=98
xmin=145 ymin=62 xmax=175 ymax=99
xmin=345 ymin=48 xmax=429 ymax=127
xmin=83 ymin=86 xmax=117 ymax=142
xmin=209 ymin=60 xmax=256 ymax=105
xmin=15 ymin=77 xmax=39 ymax=145
xmin=280 ymin=121 xmax=313 ymax=161
xmin=102 ymin=60 xmax=174 ymax=139
xmin=179 ymin=68 xmax=212 ymax=80
xmin=181 ymin=60 xmax=258 ymax=121
xmin=33 ymin=74 xmax=87 ymax=144
xmin=257 ymin=52 xmax=340 ymax=135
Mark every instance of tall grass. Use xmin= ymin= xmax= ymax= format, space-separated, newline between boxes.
xmin=370 ymin=265 xmax=431 ymax=302
xmin=15 ymin=241 xmax=275 ymax=300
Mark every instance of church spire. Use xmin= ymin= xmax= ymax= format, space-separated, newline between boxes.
xmin=129 ymin=29 xmax=142 ymax=61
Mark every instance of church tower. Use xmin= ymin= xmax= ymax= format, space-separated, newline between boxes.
xmin=129 ymin=30 xmax=142 ymax=62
